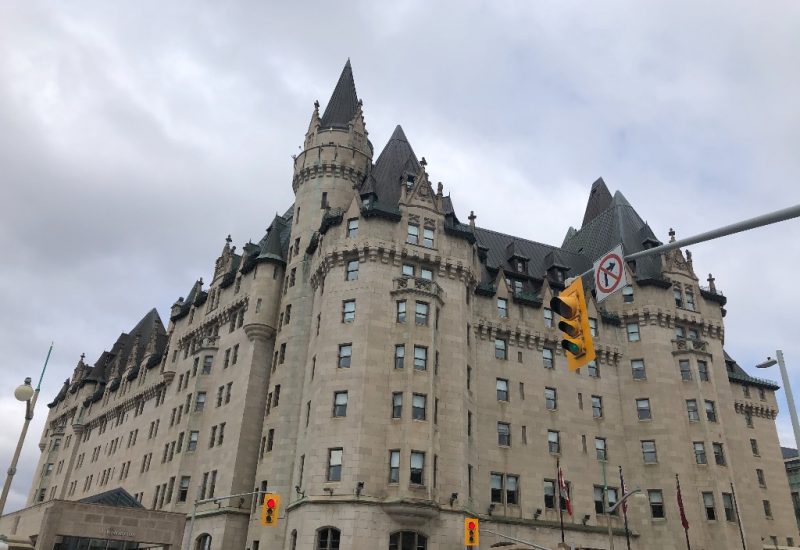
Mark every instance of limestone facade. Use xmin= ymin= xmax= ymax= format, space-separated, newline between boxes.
xmin=4 ymin=60 xmax=798 ymax=550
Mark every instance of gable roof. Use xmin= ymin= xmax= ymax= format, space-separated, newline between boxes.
xmin=320 ymin=59 xmax=359 ymax=129
xmin=79 ymin=487 xmax=144 ymax=508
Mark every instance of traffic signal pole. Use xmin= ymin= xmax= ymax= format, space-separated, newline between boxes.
xmin=569 ymin=202 xmax=800 ymax=282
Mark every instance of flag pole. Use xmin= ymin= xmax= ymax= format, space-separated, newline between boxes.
xmin=676 ymin=474 xmax=691 ymax=550
xmin=619 ymin=465 xmax=631 ymax=550
xmin=557 ymin=458 xmax=565 ymax=544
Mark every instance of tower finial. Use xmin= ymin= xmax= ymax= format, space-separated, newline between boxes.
xmin=707 ymin=273 xmax=716 ymax=293
xmin=468 ymin=210 xmax=477 ymax=229
xmin=669 ymin=228 xmax=676 ymax=242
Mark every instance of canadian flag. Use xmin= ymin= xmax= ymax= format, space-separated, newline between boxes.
xmin=558 ymin=466 xmax=573 ymax=516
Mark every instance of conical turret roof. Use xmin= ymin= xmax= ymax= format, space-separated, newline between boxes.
xmin=360 ymin=125 xmax=420 ymax=208
xmin=320 ymin=59 xmax=360 ymax=128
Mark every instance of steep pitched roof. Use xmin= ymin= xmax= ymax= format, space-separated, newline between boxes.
xmin=320 ymin=59 xmax=359 ymax=129
xmin=360 ymin=125 xmax=420 ymax=208
xmin=256 ymin=214 xmax=291 ymax=264
xmin=581 ymin=177 xmax=614 ymax=228
xmin=724 ymin=351 xmax=780 ymax=390
xmin=562 ymin=188 xmax=663 ymax=281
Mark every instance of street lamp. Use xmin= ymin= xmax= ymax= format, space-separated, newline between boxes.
xmin=0 ymin=345 xmax=53 ymax=517
xmin=756 ymin=350 xmax=800 ymax=449
xmin=606 ymin=488 xmax=645 ymax=550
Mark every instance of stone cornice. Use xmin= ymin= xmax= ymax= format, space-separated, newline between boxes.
xmin=176 ymin=296 xmax=249 ymax=352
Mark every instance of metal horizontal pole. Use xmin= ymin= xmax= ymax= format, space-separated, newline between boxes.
xmin=481 ymin=528 xmax=553 ymax=550
xmin=196 ymin=489 xmax=262 ymax=505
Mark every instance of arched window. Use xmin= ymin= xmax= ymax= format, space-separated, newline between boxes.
xmin=316 ymin=527 xmax=341 ymax=550
xmin=389 ymin=531 xmax=427 ymax=550
xmin=195 ymin=534 xmax=212 ymax=550
xmin=290 ymin=529 xmax=298 ymax=550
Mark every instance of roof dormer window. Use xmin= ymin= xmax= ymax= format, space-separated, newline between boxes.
xmin=406 ymin=175 xmax=415 ymax=192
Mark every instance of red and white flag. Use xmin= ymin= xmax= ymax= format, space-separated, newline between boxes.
xmin=558 ymin=466 xmax=573 ymax=516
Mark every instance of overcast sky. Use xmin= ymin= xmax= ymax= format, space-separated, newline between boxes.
xmin=1 ymin=0 xmax=799 ymax=513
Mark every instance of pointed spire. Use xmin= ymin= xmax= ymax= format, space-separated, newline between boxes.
xmin=581 ymin=177 xmax=614 ymax=228
xmin=320 ymin=59 xmax=360 ymax=128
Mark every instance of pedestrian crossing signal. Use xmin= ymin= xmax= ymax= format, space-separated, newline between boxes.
xmin=464 ymin=517 xmax=479 ymax=546
xmin=261 ymin=493 xmax=280 ymax=526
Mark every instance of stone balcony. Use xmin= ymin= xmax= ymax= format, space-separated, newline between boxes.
xmin=671 ymin=337 xmax=710 ymax=356
xmin=195 ymin=335 xmax=219 ymax=352
xmin=391 ymin=276 xmax=444 ymax=302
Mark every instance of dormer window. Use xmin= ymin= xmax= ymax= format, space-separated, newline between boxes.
xmin=516 ymin=261 xmax=524 ymax=272
xmin=406 ymin=175 xmax=415 ymax=192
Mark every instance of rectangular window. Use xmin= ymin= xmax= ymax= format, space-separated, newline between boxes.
xmin=745 ymin=410 xmax=753 ymax=427
xmin=347 ymin=218 xmax=358 ymax=238
xmin=412 ymin=394 xmax=427 ymax=420
xmin=497 ymin=298 xmax=508 ymax=318
xmin=497 ymin=379 xmax=510 ymax=401
xmin=392 ymin=392 xmax=403 ymax=419
xmin=498 ymin=422 xmax=511 ymax=447
xmin=406 ymin=224 xmax=419 ymax=245
xmin=491 ymin=473 xmax=503 ymax=503
xmin=178 ymin=476 xmax=190 ymax=502
xmin=587 ymin=360 xmax=599 ymax=378
xmin=266 ymin=429 xmax=274 ymax=452
xmin=342 ymin=300 xmax=355 ymax=323
xmin=595 ymin=437 xmax=607 ymax=461
xmin=394 ymin=345 xmax=405 ymax=369
xmin=285 ymin=304 xmax=292 ymax=324
xmin=544 ymin=480 xmax=556 ymax=509
xmin=763 ymin=499 xmax=772 ymax=518
xmin=396 ymin=300 xmax=406 ymax=323
xmin=674 ymin=288 xmax=684 ymax=308
xmin=751 ymin=438 xmax=760 ymax=456
xmin=544 ymin=308 xmax=553 ymax=328
xmin=626 ymin=322 xmax=640 ymax=342
xmin=589 ymin=317 xmax=598 ymax=337
xmin=495 ymin=338 xmax=507 ymax=360
xmin=389 ymin=451 xmax=400 ymax=483
xmin=757 ymin=468 xmax=766 ymax=487
xmin=686 ymin=291 xmax=696 ymax=311
xmin=631 ymin=359 xmax=646 ymax=380
xmin=722 ymin=493 xmax=736 ymax=521
xmin=594 ymin=486 xmax=619 ymax=514
xmin=338 ymin=344 xmax=352 ymax=368
xmin=423 ymin=228 xmax=434 ymax=248
xmin=545 ymin=387 xmax=557 ymax=410
xmin=415 ymin=301 xmax=429 ymax=325
xmin=623 ymin=285 xmax=634 ymax=302
xmin=333 ymin=392 xmax=348 ymax=418
xmin=713 ymin=443 xmax=726 ymax=466
xmin=290 ymin=267 xmax=296 ymax=286
xmin=649 ymin=490 xmax=665 ymax=518
xmin=188 ymin=431 xmax=199 ymax=452
xmin=703 ymin=492 xmax=716 ymax=520
xmin=413 ymin=346 xmax=427 ymax=370
xmin=321 ymin=191 xmax=328 ymax=209
xmin=547 ymin=430 xmax=560 ymax=454
xmin=705 ymin=400 xmax=717 ymax=422
xmin=679 ymin=360 xmax=692 ymax=381
xmin=506 ymin=475 xmax=519 ymax=505
xmin=543 ymin=348 xmax=554 ymax=369
xmin=410 ymin=451 xmax=425 ymax=485
xmin=328 ymin=448 xmax=343 ymax=481
xmin=686 ymin=399 xmax=699 ymax=421
xmin=346 ymin=260 xmax=359 ymax=281
xmin=402 ymin=264 xmax=414 ymax=277
xmin=420 ymin=268 xmax=433 ymax=281
xmin=202 ymin=355 xmax=213 ymax=375
xmin=636 ymin=398 xmax=651 ymax=420
xmin=694 ymin=442 xmax=707 ymax=464
xmin=698 ymin=361 xmax=709 ymax=381
xmin=642 ymin=440 xmax=657 ymax=463
xmin=195 ymin=392 xmax=207 ymax=412
xmin=591 ymin=395 xmax=603 ymax=418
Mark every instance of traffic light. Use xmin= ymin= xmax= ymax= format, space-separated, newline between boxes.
xmin=261 ymin=493 xmax=280 ymax=527
xmin=550 ymin=278 xmax=595 ymax=371
xmin=464 ymin=517 xmax=479 ymax=546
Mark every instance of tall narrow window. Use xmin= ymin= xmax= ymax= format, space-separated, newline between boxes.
xmin=705 ymin=400 xmax=717 ymax=422
xmin=547 ymin=430 xmax=560 ymax=454
xmin=627 ymin=323 xmax=640 ymax=342
xmin=544 ymin=308 xmax=553 ymax=328
xmin=712 ymin=443 xmax=725 ymax=466
xmin=636 ymin=398 xmax=651 ymax=420
xmin=346 ymin=260 xmax=359 ymax=281
xmin=703 ymin=492 xmax=716 ymax=520
xmin=641 ymin=440 xmax=657 ymax=463
xmin=595 ymin=437 xmax=607 ymax=461
xmin=722 ymin=493 xmax=735 ymax=522
xmin=649 ymin=490 xmax=665 ymax=518
xmin=342 ymin=300 xmax=355 ymax=323
xmin=495 ymin=338 xmax=507 ymax=360
xmin=321 ymin=191 xmax=328 ymax=209
xmin=686 ymin=399 xmax=699 ymax=421
xmin=392 ymin=393 xmax=403 ymax=419
xmin=413 ymin=346 xmax=427 ymax=370
xmin=333 ymin=392 xmax=348 ymax=418
xmin=327 ymin=448 xmax=343 ymax=481
xmin=412 ymin=394 xmax=427 ymax=420
xmin=631 ymin=359 xmax=646 ymax=380
xmin=347 ymin=218 xmax=358 ymax=238
xmin=394 ymin=345 xmax=405 ymax=369
xmin=498 ymin=423 xmax=511 ymax=446
xmin=694 ymin=442 xmax=707 ymax=464
xmin=396 ymin=300 xmax=406 ymax=323
xmin=407 ymin=224 xmax=419 ymax=245
xmin=497 ymin=379 xmax=509 ymax=401
xmin=622 ymin=286 xmax=634 ymax=303
xmin=410 ymin=451 xmax=425 ymax=485
xmin=389 ymin=451 xmax=400 ymax=483
xmin=543 ymin=348 xmax=554 ymax=369
xmin=679 ymin=360 xmax=692 ymax=381
xmin=338 ymin=344 xmax=352 ymax=368
xmin=591 ymin=395 xmax=603 ymax=418
xmin=698 ymin=361 xmax=709 ymax=381
xmin=423 ymin=228 xmax=434 ymax=248
xmin=544 ymin=387 xmax=556 ymax=410
xmin=497 ymin=298 xmax=508 ymax=318
xmin=415 ymin=301 xmax=429 ymax=325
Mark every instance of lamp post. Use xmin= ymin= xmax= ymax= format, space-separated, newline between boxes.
xmin=756 ymin=350 xmax=800 ymax=449
xmin=606 ymin=488 xmax=644 ymax=550
xmin=0 ymin=344 xmax=53 ymax=517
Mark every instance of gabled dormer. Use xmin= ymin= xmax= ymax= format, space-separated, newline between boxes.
xmin=543 ymin=249 xmax=570 ymax=289
xmin=506 ymin=239 xmax=529 ymax=275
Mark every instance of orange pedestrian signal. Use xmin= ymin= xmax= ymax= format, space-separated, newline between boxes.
xmin=261 ymin=493 xmax=281 ymax=526
xmin=551 ymin=278 xmax=595 ymax=371
xmin=464 ymin=517 xmax=479 ymax=546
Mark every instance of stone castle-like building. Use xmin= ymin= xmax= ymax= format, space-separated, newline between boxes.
xmin=2 ymin=60 xmax=798 ymax=549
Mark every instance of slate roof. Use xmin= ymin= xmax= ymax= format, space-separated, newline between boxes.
xmin=782 ymin=446 xmax=799 ymax=460
xmin=359 ymin=125 xmax=420 ymax=210
xmin=561 ymin=187 xmax=663 ymax=283
xmin=724 ymin=351 xmax=780 ymax=390
xmin=256 ymin=214 xmax=291 ymax=264
xmin=320 ymin=60 xmax=359 ymax=129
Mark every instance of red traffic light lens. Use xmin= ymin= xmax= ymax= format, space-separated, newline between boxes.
xmin=267 ymin=498 xmax=276 ymax=508
xmin=468 ymin=521 xmax=475 ymax=530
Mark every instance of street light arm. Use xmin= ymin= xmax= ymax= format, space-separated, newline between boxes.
xmin=608 ymin=488 xmax=643 ymax=515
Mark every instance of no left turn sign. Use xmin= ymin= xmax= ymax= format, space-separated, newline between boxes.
xmin=594 ymin=244 xmax=628 ymax=303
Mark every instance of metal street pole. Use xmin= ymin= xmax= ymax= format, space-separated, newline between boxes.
xmin=0 ymin=344 xmax=53 ymax=516
xmin=776 ymin=351 xmax=800 ymax=450
xmin=480 ymin=528 xmax=553 ymax=550
xmin=184 ymin=489 xmax=263 ymax=550
xmin=607 ymin=489 xmax=643 ymax=550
